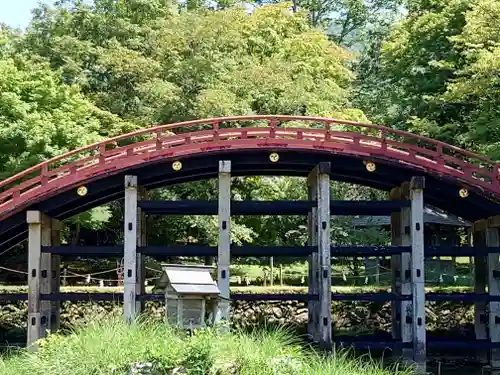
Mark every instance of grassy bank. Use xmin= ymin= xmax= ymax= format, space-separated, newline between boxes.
xmin=0 ymin=317 xmax=414 ymax=375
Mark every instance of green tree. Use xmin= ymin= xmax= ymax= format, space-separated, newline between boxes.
xmin=0 ymin=27 xmax=133 ymax=178
xmin=355 ymin=0 xmax=468 ymax=136
xmin=443 ymin=0 xmax=500 ymax=157
xmin=356 ymin=0 xmax=500 ymax=158
xmin=23 ymin=1 xmax=363 ymax=123
xmin=23 ymin=0 xmax=178 ymax=125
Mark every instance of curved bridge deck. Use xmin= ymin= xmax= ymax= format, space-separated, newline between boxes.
xmin=0 ymin=116 xmax=499 ymax=250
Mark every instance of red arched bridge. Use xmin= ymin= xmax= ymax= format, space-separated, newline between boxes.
xmin=0 ymin=115 xmax=499 ymax=249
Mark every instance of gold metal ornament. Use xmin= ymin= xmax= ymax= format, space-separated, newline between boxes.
xmin=172 ymin=161 xmax=182 ymax=171
xmin=77 ymin=186 xmax=88 ymax=196
xmin=365 ymin=161 xmax=376 ymax=172
xmin=269 ymin=152 xmax=279 ymax=163
xmin=459 ymin=188 xmax=469 ymax=198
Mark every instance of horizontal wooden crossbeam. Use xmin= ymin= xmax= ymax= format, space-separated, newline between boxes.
xmin=42 ymin=244 xmax=500 ymax=257
xmin=138 ymin=200 xmax=409 ymax=216
xmin=334 ymin=338 xmax=500 ymax=350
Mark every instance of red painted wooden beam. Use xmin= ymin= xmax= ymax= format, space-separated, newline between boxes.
xmin=0 ymin=115 xmax=498 ymax=222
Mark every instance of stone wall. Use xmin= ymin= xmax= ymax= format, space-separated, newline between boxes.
xmin=231 ymin=299 xmax=474 ymax=336
xmin=0 ymin=290 xmax=475 ymax=343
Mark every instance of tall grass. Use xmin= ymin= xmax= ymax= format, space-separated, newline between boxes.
xmin=0 ymin=317 xmax=415 ymax=375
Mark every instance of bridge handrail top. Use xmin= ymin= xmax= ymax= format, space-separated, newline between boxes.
xmin=0 ymin=115 xmax=496 ymax=189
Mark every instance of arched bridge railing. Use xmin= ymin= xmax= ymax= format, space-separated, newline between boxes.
xmin=0 ymin=115 xmax=498 ymax=217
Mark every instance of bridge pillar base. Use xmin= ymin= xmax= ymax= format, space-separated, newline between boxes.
xmin=473 ymin=217 xmax=500 ymax=373
xmin=307 ymin=167 xmax=319 ymax=341
xmin=390 ymin=187 xmax=402 ymax=357
xmin=307 ymin=163 xmax=331 ymax=349
xmin=216 ymin=161 xmax=231 ymax=326
xmin=123 ymin=176 xmax=147 ymax=321
xmin=410 ymin=177 xmax=426 ymax=374
xmin=27 ymin=211 xmax=61 ymax=350
xmin=50 ymin=219 xmax=62 ymax=333
xmin=487 ymin=222 xmax=500 ymax=369
xmin=400 ymin=182 xmax=413 ymax=363
xmin=473 ymin=221 xmax=489 ymax=364
xmin=124 ymin=175 xmax=139 ymax=322
xmin=137 ymin=186 xmax=147 ymax=313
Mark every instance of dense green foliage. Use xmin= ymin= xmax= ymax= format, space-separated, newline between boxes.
xmin=0 ymin=316 xmax=414 ymax=375
xmin=0 ymin=0 xmax=499 ymax=268
xmin=355 ymin=0 xmax=500 ymax=157
xmin=21 ymin=1 xmax=361 ymax=123
xmin=0 ymin=28 xmax=133 ymax=178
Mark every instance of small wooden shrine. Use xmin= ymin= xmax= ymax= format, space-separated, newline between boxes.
xmin=153 ymin=264 xmax=221 ymax=329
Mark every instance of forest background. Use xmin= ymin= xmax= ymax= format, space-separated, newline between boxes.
xmin=0 ymin=0 xmax=498 ymax=279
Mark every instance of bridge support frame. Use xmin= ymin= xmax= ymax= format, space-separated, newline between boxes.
xmin=50 ymin=219 xmax=62 ymax=333
xmin=215 ymin=161 xmax=231 ymax=327
xmin=307 ymin=168 xmax=319 ymax=341
xmin=486 ymin=222 xmax=500 ymax=371
xmin=410 ymin=177 xmax=426 ymax=373
xmin=27 ymin=211 xmax=61 ymax=350
xmin=473 ymin=221 xmax=489 ymax=364
xmin=474 ymin=218 xmax=500 ymax=370
xmin=391 ymin=180 xmax=426 ymax=371
xmin=307 ymin=162 xmax=332 ymax=349
xmin=123 ymin=176 xmax=147 ymax=320
xmin=400 ymin=182 xmax=413 ymax=362
xmin=124 ymin=175 xmax=139 ymax=321
xmin=390 ymin=187 xmax=403 ymax=356
xmin=137 ymin=186 xmax=147 ymax=313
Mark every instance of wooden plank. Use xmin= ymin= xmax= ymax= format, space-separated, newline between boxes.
xmin=473 ymin=228 xmax=488 ymax=364
xmin=40 ymin=214 xmax=52 ymax=338
xmin=124 ymin=175 xmax=138 ymax=321
xmin=27 ymin=210 xmax=42 ymax=351
xmin=138 ymin=199 xmax=409 ymax=216
xmin=136 ymin=186 xmax=147 ymax=313
xmin=307 ymin=169 xmax=319 ymax=341
xmin=488 ymin=216 xmax=500 ymax=229
xmin=50 ymin=219 xmax=62 ymax=333
xmin=400 ymin=183 xmax=413 ymax=362
xmin=390 ymin=187 xmax=402 ymax=351
xmin=42 ymin=244 xmax=420 ymax=256
xmin=317 ymin=162 xmax=332 ymax=350
xmin=486 ymin=226 xmax=500 ymax=369
xmin=216 ymin=161 xmax=231 ymax=327
xmin=410 ymin=176 xmax=426 ymax=374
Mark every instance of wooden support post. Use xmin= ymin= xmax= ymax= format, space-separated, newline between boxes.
xmin=400 ymin=182 xmax=413 ymax=362
xmin=216 ymin=160 xmax=231 ymax=326
xmin=307 ymin=173 xmax=319 ymax=340
xmin=375 ymin=258 xmax=380 ymax=285
xmin=40 ymin=214 xmax=52 ymax=337
xmin=50 ymin=219 xmax=62 ymax=333
xmin=390 ymin=187 xmax=402 ymax=351
xmin=316 ymin=162 xmax=332 ymax=349
xmin=486 ymin=222 xmax=500 ymax=371
xmin=124 ymin=175 xmax=138 ymax=321
xmin=410 ymin=177 xmax=426 ymax=373
xmin=473 ymin=220 xmax=488 ymax=364
xmin=27 ymin=211 xmax=42 ymax=350
xmin=270 ymin=257 xmax=274 ymax=287
xmin=62 ymin=267 xmax=67 ymax=287
xmin=137 ymin=186 xmax=147 ymax=313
